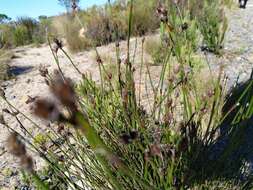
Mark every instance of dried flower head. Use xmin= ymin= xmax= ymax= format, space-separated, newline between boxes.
xmin=96 ymin=56 xmax=102 ymax=64
xmin=71 ymin=0 xmax=78 ymax=12
xmin=156 ymin=3 xmax=168 ymax=23
xmin=181 ymin=22 xmax=188 ymax=31
xmin=39 ymin=65 xmax=49 ymax=77
xmin=52 ymin=38 xmax=63 ymax=53
xmin=7 ymin=132 xmax=26 ymax=157
xmin=25 ymin=96 xmax=38 ymax=104
xmin=150 ymin=144 xmax=162 ymax=157
xmin=119 ymin=131 xmax=138 ymax=144
xmin=33 ymin=99 xmax=61 ymax=121
xmin=20 ymin=155 xmax=34 ymax=172
xmin=50 ymin=73 xmax=77 ymax=112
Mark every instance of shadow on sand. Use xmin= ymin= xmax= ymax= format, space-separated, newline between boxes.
xmin=188 ymin=71 xmax=253 ymax=187
xmin=8 ymin=66 xmax=33 ymax=76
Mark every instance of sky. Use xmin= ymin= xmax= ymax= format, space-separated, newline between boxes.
xmin=0 ymin=0 xmax=108 ymax=20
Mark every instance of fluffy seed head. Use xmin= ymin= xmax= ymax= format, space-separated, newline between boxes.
xmin=7 ymin=132 xmax=26 ymax=157
xmin=50 ymin=73 xmax=77 ymax=112
xmin=20 ymin=155 xmax=34 ymax=172
xmin=33 ymin=99 xmax=60 ymax=122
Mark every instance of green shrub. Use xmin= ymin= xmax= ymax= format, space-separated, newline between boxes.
xmin=131 ymin=0 xmax=159 ymax=35
xmin=0 ymin=24 xmax=14 ymax=48
xmin=17 ymin=16 xmax=38 ymax=41
xmin=81 ymin=3 xmax=130 ymax=46
xmin=197 ymin=0 xmax=228 ymax=54
xmin=0 ymin=49 xmax=12 ymax=83
xmin=32 ymin=17 xmax=52 ymax=45
xmin=13 ymin=25 xmax=30 ymax=46
xmin=51 ymin=0 xmax=159 ymax=51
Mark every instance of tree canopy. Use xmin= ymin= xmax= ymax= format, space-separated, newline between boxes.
xmin=0 ymin=14 xmax=11 ymax=23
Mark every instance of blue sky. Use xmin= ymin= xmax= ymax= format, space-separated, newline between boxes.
xmin=0 ymin=0 xmax=108 ymax=20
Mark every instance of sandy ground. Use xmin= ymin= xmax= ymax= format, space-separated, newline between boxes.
xmin=0 ymin=2 xmax=253 ymax=189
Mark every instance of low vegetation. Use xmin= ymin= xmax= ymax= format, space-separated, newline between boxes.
xmin=0 ymin=49 xmax=12 ymax=83
xmin=1 ymin=0 xmax=253 ymax=189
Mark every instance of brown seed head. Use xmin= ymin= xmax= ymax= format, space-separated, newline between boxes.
xmin=7 ymin=132 xmax=26 ymax=157
xmin=20 ymin=155 xmax=34 ymax=172
xmin=52 ymin=38 xmax=63 ymax=54
xmin=39 ymin=66 xmax=49 ymax=77
xmin=53 ymin=38 xmax=63 ymax=49
xmin=50 ymin=73 xmax=77 ymax=112
xmin=25 ymin=96 xmax=38 ymax=104
xmin=96 ymin=56 xmax=102 ymax=64
xmin=150 ymin=144 xmax=162 ymax=157
xmin=156 ymin=3 xmax=168 ymax=23
xmin=33 ymin=99 xmax=60 ymax=121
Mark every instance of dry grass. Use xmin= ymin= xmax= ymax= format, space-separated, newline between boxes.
xmin=52 ymin=15 xmax=91 ymax=52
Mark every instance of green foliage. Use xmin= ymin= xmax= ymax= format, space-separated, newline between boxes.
xmin=0 ymin=13 xmax=11 ymax=24
xmin=131 ymin=0 xmax=159 ymax=36
xmin=13 ymin=25 xmax=30 ymax=46
xmin=33 ymin=17 xmax=51 ymax=45
xmin=84 ymin=5 xmax=127 ymax=46
xmin=0 ymin=24 xmax=14 ymax=48
xmin=33 ymin=133 xmax=48 ymax=146
xmin=0 ymin=16 xmax=50 ymax=48
xmin=52 ymin=0 xmax=159 ymax=51
xmin=0 ymin=49 xmax=12 ymax=83
xmin=197 ymin=0 xmax=228 ymax=54
xmin=17 ymin=17 xmax=38 ymax=41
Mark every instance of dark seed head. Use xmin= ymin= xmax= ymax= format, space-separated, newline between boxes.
xmin=39 ymin=66 xmax=49 ymax=77
xmin=50 ymin=73 xmax=77 ymax=112
xmin=181 ymin=22 xmax=188 ymax=31
xmin=120 ymin=130 xmax=138 ymax=144
xmin=7 ymin=132 xmax=26 ymax=157
xmin=33 ymin=99 xmax=60 ymax=121
xmin=20 ymin=155 xmax=34 ymax=172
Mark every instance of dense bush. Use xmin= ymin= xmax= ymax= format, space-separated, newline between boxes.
xmin=16 ymin=17 xmax=38 ymax=41
xmin=0 ymin=16 xmax=50 ymax=48
xmin=197 ymin=0 xmax=228 ymax=54
xmin=0 ymin=25 xmax=14 ymax=48
xmin=13 ymin=25 xmax=30 ymax=46
xmin=52 ymin=0 xmax=159 ymax=51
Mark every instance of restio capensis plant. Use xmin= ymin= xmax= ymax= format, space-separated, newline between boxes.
xmin=1 ymin=0 xmax=253 ymax=189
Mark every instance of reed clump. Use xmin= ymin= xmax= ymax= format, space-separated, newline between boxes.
xmin=1 ymin=0 xmax=252 ymax=189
